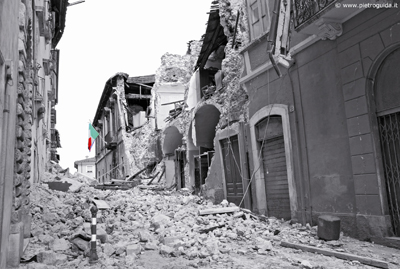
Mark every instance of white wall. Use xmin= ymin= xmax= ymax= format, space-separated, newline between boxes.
xmin=156 ymin=83 xmax=185 ymax=129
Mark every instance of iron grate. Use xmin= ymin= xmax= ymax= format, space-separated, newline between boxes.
xmin=378 ymin=112 xmax=400 ymax=236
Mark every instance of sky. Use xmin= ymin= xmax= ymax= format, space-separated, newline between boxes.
xmin=56 ymin=0 xmax=212 ymax=171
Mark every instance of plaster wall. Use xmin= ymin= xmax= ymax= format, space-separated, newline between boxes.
xmin=156 ymin=83 xmax=185 ymax=130
xmin=96 ymin=150 xmax=114 ymax=183
xmin=76 ymin=163 xmax=95 ymax=179
xmin=243 ymin=6 xmax=400 ymax=238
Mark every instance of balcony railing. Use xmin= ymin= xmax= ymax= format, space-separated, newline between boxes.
xmin=293 ymin=0 xmax=336 ymax=30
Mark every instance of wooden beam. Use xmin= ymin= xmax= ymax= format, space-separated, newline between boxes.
xmin=280 ymin=241 xmax=389 ymax=269
xmin=199 ymin=224 xmax=225 ymax=234
xmin=147 ymin=172 xmax=160 ymax=185
xmin=198 ymin=207 xmax=240 ymax=216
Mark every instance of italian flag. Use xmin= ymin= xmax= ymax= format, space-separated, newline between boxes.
xmin=88 ymin=123 xmax=99 ymax=152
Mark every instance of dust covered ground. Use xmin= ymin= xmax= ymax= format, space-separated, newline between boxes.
xmin=17 ymin=172 xmax=400 ymax=269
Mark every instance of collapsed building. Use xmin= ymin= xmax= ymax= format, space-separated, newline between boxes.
xmin=92 ymin=73 xmax=161 ymax=182
xmin=154 ymin=0 xmax=400 ymax=243
xmin=0 ymin=0 xmax=67 ymax=267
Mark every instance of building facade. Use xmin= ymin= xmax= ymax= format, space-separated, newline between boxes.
xmin=93 ymin=73 xmax=157 ymax=183
xmin=0 ymin=0 xmax=66 ymax=266
xmin=74 ymin=156 xmax=96 ymax=178
xmin=239 ymin=0 xmax=400 ymax=240
xmin=156 ymin=0 xmax=400 ymax=242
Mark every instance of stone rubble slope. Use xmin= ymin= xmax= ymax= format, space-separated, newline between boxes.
xmin=19 ymin=172 xmax=400 ymax=269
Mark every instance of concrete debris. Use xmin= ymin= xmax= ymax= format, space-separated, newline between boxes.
xmin=20 ymin=169 xmax=400 ymax=269
xmin=36 ymin=251 xmax=68 ymax=265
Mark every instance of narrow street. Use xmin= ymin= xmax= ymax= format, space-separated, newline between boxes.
xmin=19 ymin=165 xmax=400 ymax=269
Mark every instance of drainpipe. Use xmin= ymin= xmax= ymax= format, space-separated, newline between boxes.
xmin=267 ymin=0 xmax=282 ymax=78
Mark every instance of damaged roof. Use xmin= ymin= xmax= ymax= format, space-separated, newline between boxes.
xmin=127 ymin=75 xmax=155 ymax=84
xmin=195 ymin=7 xmax=228 ymax=69
xmin=93 ymin=73 xmax=155 ymax=127
xmin=51 ymin=0 xmax=69 ymax=48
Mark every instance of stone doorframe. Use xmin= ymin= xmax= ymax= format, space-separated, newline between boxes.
xmin=249 ymin=104 xmax=298 ymax=219
xmin=216 ymin=122 xmax=251 ymax=209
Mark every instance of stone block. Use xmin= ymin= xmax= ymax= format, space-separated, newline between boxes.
xmin=338 ymin=44 xmax=360 ymax=69
xmin=351 ymin=153 xmax=376 ymax=174
xmin=347 ymin=114 xmax=371 ymax=137
xmin=160 ymin=236 xmax=184 ymax=247
xmin=344 ymin=96 xmax=368 ymax=119
xmin=356 ymin=194 xmax=382 ymax=215
xmin=126 ymin=244 xmax=141 ymax=256
xmin=144 ymin=241 xmax=158 ymax=250
xmin=360 ymin=34 xmax=384 ymax=61
xmin=356 ymin=214 xmax=393 ymax=240
xmin=138 ymin=231 xmax=151 ymax=242
xmin=337 ymin=8 xmax=396 ymax=52
xmin=380 ymin=22 xmax=400 ymax=47
xmin=70 ymin=237 xmax=89 ymax=252
xmin=103 ymin=243 xmax=115 ymax=256
xmin=349 ymin=134 xmax=373 ymax=156
xmin=150 ymin=214 xmax=170 ymax=229
xmin=26 ymin=263 xmax=56 ymax=269
xmin=42 ymin=212 xmax=59 ymax=225
xmin=36 ymin=251 xmax=67 ymax=265
xmin=52 ymin=238 xmax=70 ymax=252
xmin=362 ymin=57 xmax=373 ymax=75
xmin=354 ymin=174 xmax=379 ymax=195
xmin=341 ymin=61 xmax=363 ymax=85
xmin=159 ymin=245 xmax=174 ymax=256
xmin=317 ymin=215 xmax=341 ymax=241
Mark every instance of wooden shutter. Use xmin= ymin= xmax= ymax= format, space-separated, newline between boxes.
xmin=248 ymin=0 xmax=263 ymax=39
xmin=261 ymin=0 xmax=273 ymax=33
xmin=247 ymin=0 xmax=274 ymax=40
xmin=221 ymin=136 xmax=244 ymax=206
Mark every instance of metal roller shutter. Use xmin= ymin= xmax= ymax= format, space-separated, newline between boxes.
xmin=261 ymin=135 xmax=291 ymax=220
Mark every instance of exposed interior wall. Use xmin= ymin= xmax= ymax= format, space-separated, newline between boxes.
xmin=200 ymin=0 xmax=250 ymax=202
xmin=153 ymin=42 xmax=203 ymax=189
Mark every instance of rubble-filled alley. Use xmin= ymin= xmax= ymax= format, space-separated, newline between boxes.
xmin=3 ymin=0 xmax=400 ymax=268
xmin=18 ymin=166 xmax=400 ymax=269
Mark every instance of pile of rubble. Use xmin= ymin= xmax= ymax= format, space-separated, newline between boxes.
xmin=20 ymin=172 xmax=399 ymax=269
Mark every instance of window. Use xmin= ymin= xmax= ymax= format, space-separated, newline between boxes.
xmin=247 ymin=0 xmax=274 ymax=40
xmin=86 ymin=165 xmax=93 ymax=173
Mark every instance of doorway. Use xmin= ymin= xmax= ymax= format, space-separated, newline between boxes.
xmin=257 ymin=115 xmax=291 ymax=220
xmin=220 ymin=135 xmax=244 ymax=206
xmin=374 ymin=47 xmax=400 ymax=236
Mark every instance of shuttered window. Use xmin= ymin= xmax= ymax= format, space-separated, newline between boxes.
xmin=247 ymin=0 xmax=274 ymax=40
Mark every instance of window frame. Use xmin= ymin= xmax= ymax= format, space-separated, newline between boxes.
xmin=246 ymin=0 xmax=274 ymax=41
xmin=86 ymin=165 xmax=93 ymax=173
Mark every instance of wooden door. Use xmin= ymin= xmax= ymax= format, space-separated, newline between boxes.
xmin=221 ymin=136 xmax=244 ymax=206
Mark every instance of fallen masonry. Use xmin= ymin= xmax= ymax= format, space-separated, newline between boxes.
xmin=18 ymin=171 xmax=400 ymax=269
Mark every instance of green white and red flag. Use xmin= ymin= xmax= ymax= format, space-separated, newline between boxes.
xmin=88 ymin=123 xmax=99 ymax=152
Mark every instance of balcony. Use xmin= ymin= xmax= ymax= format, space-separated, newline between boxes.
xmin=293 ymin=0 xmax=386 ymax=40
xmin=105 ymin=132 xmax=117 ymax=150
